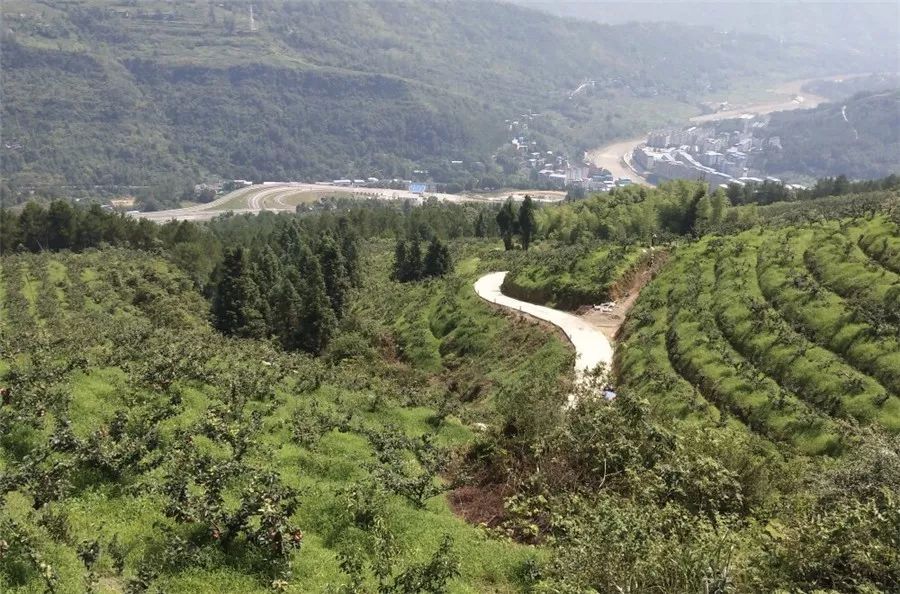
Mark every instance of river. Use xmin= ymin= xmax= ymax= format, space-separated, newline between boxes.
xmin=587 ymin=73 xmax=870 ymax=185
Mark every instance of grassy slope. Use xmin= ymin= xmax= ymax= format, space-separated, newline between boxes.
xmin=502 ymin=243 xmax=644 ymax=309
xmin=0 ymin=244 xmax=571 ymax=592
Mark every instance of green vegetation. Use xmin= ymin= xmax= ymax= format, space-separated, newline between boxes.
xmin=618 ymin=216 xmax=900 ymax=453
xmin=3 ymin=183 xmax=899 ymax=593
xmin=391 ymin=236 xmax=452 ymax=284
xmin=502 ymin=243 xmax=644 ymax=309
xmin=538 ymin=180 xmax=736 ymax=244
xmin=858 ymin=215 xmax=900 ymax=274
xmin=0 ymin=239 xmax=570 ymax=592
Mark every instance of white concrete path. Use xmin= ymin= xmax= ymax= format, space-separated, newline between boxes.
xmin=474 ymin=271 xmax=613 ymax=406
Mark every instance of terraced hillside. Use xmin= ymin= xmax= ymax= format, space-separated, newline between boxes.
xmin=617 ymin=215 xmax=900 ymax=455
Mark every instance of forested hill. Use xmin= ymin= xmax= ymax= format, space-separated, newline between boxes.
xmin=759 ymin=90 xmax=900 ymax=180
xmin=0 ymin=0 xmax=874 ymax=202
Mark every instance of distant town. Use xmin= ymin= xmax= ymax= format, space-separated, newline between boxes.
xmin=630 ymin=113 xmax=807 ymax=191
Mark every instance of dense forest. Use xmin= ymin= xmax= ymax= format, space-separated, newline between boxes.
xmin=2 ymin=180 xmax=899 ymax=592
xmin=1 ymin=0 xmax=883 ymax=205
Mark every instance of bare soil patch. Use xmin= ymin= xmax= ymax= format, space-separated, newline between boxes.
xmin=578 ymin=249 xmax=670 ymax=342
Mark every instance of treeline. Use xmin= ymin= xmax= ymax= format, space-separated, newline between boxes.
xmin=0 ymin=201 xmax=159 ymax=253
xmin=211 ymin=219 xmax=359 ymax=354
xmin=725 ymin=173 xmax=900 ymax=206
xmin=539 ymin=180 xmax=735 ymax=244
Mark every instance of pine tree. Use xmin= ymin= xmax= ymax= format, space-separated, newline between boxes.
xmin=212 ymin=247 xmax=266 ymax=338
xmin=299 ymin=270 xmax=337 ymax=354
xmin=496 ymin=198 xmax=517 ymax=251
xmin=392 ymin=239 xmax=409 ymax=282
xmin=273 ymin=275 xmax=303 ymax=350
xmin=710 ymin=190 xmax=730 ymax=230
xmin=474 ymin=212 xmax=486 ymax=238
xmin=19 ymin=202 xmax=48 ymax=251
xmin=317 ymin=232 xmax=349 ymax=318
xmin=278 ymin=222 xmax=307 ymax=265
xmin=407 ymin=239 xmax=423 ymax=281
xmin=517 ymin=195 xmax=536 ymax=251
xmin=337 ymin=217 xmax=361 ymax=286
xmin=423 ymin=236 xmax=452 ymax=278
xmin=693 ymin=194 xmax=713 ymax=236
xmin=252 ymin=246 xmax=283 ymax=332
xmin=296 ymin=244 xmax=337 ymax=353
xmin=47 ymin=200 xmax=76 ymax=250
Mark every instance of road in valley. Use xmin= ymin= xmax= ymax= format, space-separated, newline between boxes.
xmin=132 ymin=182 xmax=567 ymax=223
xmin=474 ymin=271 xmax=613 ymax=407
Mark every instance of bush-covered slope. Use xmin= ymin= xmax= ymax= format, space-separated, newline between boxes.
xmin=0 ymin=0 xmax=869 ymax=201
xmin=758 ymin=90 xmax=900 ymax=180
xmin=0 ymin=243 xmax=572 ymax=592
xmin=501 ymin=243 xmax=644 ymax=309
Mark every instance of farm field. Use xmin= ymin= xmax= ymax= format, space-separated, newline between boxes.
xmin=617 ymin=215 xmax=900 ymax=454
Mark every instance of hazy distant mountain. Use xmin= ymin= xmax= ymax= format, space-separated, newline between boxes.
xmin=512 ymin=0 xmax=899 ymax=72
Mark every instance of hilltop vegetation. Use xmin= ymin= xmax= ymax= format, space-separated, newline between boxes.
xmin=0 ymin=0 xmax=874 ymax=204
xmin=479 ymin=190 xmax=900 ymax=592
xmin=758 ymin=90 xmax=900 ymax=180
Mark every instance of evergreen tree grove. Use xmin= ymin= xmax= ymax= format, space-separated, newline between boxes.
xmin=212 ymin=247 xmax=267 ymax=338
xmin=393 ymin=234 xmax=452 ymax=282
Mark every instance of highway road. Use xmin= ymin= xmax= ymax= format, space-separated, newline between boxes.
xmin=474 ymin=271 xmax=613 ymax=407
xmin=132 ymin=182 xmax=566 ymax=223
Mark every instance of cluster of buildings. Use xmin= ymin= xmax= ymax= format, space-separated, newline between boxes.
xmin=632 ymin=115 xmax=786 ymax=189
xmin=507 ymin=121 xmax=631 ymax=192
xmin=537 ymin=162 xmax=631 ymax=192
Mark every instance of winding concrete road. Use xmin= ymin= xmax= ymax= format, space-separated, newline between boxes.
xmin=474 ymin=271 xmax=613 ymax=406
